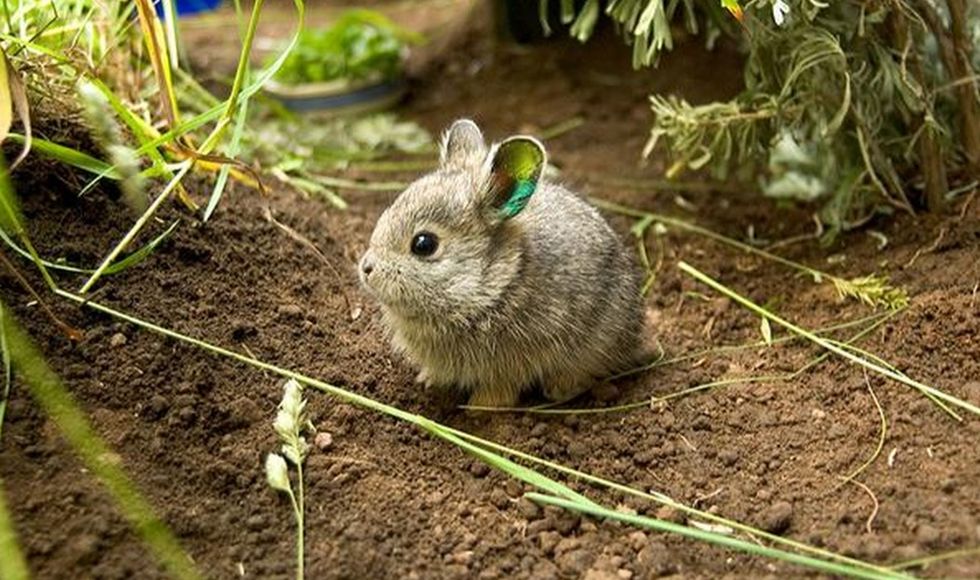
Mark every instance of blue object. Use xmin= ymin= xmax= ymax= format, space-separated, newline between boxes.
xmin=154 ymin=0 xmax=223 ymax=18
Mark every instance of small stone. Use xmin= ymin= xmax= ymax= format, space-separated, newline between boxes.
xmin=756 ymin=489 xmax=772 ymax=501
xmin=554 ymin=513 xmax=581 ymax=535
xmin=490 ymin=488 xmax=510 ymax=510
xmin=245 ymin=515 xmax=266 ymax=531
xmin=505 ymin=479 xmax=523 ymax=498
xmin=583 ymin=569 xmax=619 ymax=580
xmin=916 ymin=524 xmax=941 ymax=547
xmin=940 ymin=478 xmax=957 ymax=493
xmin=314 ymin=432 xmax=333 ymax=450
xmin=627 ymin=531 xmax=648 ymax=552
xmin=450 ymin=550 xmax=474 ymax=566
xmin=277 ymin=304 xmax=304 ymax=318
xmin=109 ymin=333 xmax=128 ymax=347
xmin=636 ymin=540 xmax=674 ymax=577
xmin=718 ymin=449 xmax=738 ymax=467
xmin=567 ymin=440 xmax=588 ymax=459
xmin=144 ymin=395 xmax=169 ymax=421
xmin=760 ymin=501 xmax=794 ymax=535
xmin=654 ymin=506 xmax=685 ymax=525
xmin=516 ymin=498 xmax=542 ymax=520
xmin=811 ymin=408 xmax=827 ymax=419
xmin=469 ymin=462 xmax=490 ymax=478
xmin=556 ymin=549 xmax=592 ymax=575
xmin=539 ymin=531 xmax=561 ymax=555
xmin=531 ymin=422 xmax=548 ymax=437
xmin=617 ymin=569 xmax=633 ymax=579
xmin=527 ymin=519 xmax=553 ymax=536
xmin=554 ymin=537 xmax=582 ymax=555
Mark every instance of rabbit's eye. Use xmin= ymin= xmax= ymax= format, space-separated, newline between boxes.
xmin=410 ymin=232 xmax=439 ymax=257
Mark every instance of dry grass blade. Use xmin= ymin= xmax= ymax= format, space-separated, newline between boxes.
xmin=0 ymin=48 xmax=31 ymax=170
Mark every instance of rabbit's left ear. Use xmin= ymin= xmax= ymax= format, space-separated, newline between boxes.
xmin=483 ymin=137 xmax=546 ymax=220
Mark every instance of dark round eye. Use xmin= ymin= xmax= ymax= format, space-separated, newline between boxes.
xmin=410 ymin=232 xmax=439 ymax=257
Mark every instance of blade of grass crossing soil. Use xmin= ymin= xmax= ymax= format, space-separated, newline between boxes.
xmin=0 ymin=481 xmax=29 ymax=580
xmin=0 ymin=301 xmax=199 ymax=579
xmin=527 ymin=494 xmax=904 ymax=580
xmin=678 ymin=261 xmax=980 ymax=418
xmin=50 ymin=289 xmax=905 ymax=578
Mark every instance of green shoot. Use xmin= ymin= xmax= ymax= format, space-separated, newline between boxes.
xmin=265 ymin=379 xmax=312 ymax=580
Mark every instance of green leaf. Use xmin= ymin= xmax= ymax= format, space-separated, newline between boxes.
xmin=7 ymin=135 xmax=121 ymax=179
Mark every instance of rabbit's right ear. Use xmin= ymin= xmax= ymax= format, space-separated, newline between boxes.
xmin=440 ymin=119 xmax=487 ymax=170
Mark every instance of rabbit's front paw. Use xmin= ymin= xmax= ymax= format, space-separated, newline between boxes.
xmin=467 ymin=385 xmax=520 ymax=409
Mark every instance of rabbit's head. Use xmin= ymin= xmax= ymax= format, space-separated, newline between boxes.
xmin=359 ymin=119 xmax=546 ymax=323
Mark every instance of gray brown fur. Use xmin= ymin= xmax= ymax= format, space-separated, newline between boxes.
xmin=359 ymin=119 xmax=645 ymax=407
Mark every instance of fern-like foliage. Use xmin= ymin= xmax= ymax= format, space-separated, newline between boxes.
xmin=540 ymin=0 xmax=980 ymax=239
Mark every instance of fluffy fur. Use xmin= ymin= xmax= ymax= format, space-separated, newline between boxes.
xmin=359 ymin=119 xmax=644 ymax=407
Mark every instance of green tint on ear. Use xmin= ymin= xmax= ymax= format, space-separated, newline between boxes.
xmin=489 ymin=137 xmax=546 ymax=220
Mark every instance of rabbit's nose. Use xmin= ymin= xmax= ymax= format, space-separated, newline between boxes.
xmin=360 ymin=257 xmax=375 ymax=276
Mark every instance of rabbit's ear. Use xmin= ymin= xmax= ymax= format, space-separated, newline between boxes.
xmin=440 ymin=119 xmax=486 ymax=169
xmin=483 ymin=136 xmax=546 ymax=220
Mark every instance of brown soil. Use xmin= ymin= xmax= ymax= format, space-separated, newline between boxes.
xmin=2 ymin=2 xmax=979 ymax=579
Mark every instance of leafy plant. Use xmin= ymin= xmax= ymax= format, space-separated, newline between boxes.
xmin=542 ymin=0 xmax=980 ymax=237
xmin=271 ymin=10 xmax=421 ymax=85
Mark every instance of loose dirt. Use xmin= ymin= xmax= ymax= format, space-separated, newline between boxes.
xmin=1 ymin=2 xmax=978 ymax=578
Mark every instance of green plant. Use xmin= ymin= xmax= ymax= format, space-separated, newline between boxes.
xmin=542 ymin=0 xmax=980 ymax=236
xmin=271 ymin=10 xmax=421 ymax=85
xmin=265 ymin=379 xmax=312 ymax=580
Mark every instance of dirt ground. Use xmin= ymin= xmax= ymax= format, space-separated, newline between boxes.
xmin=1 ymin=1 xmax=979 ymax=578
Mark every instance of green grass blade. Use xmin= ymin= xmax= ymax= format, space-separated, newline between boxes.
xmin=526 ymin=493 xmax=905 ymax=580
xmin=678 ymin=261 xmax=980 ymax=418
xmin=0 ymin=220 xmax=178 ymax=276
xmin=8 ymin=134 xmax=120 ymax=179
xmin=103 ymin=220 xmax=180 ymax=275
xmin=0 ymin=301 xmax=199 ymax=579
xmin=0 ymin=301 xmax=11 ymax=443
xmin=0 ymin=480 xmax=30 ymax=580
xmin=79 ymin=162 xmax=191 ymax=293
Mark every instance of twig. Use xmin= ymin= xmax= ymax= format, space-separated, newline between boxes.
xmin=261 ymin=205 xmax=358 ymax=319
xmin=903 ymin=226 xmax=947 ymax=268
xmin=839 ymin=477 xmax=879 ymax=535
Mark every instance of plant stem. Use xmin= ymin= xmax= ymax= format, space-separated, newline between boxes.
xmin=946 ymin=0 xmax=980 ymax=175
xmin=79 ymin=161 xmax=191 ymax=293
xmin=678 ymin=261 xmax=979 ymax=418
xmin=295 ymin=463 xmax=304 ymax=580
xmin=887 ymin=8 xmax=947 ymax=211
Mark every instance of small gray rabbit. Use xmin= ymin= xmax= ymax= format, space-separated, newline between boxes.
xmin=359 ymin=119 xmax=645 ymax=408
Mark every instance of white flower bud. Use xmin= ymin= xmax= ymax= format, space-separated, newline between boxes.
xmin=265 ymin=453 xmax=291 ymax=493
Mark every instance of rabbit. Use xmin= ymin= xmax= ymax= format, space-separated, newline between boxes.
xmin=358 ymin=119 xmax=646 ymax=408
